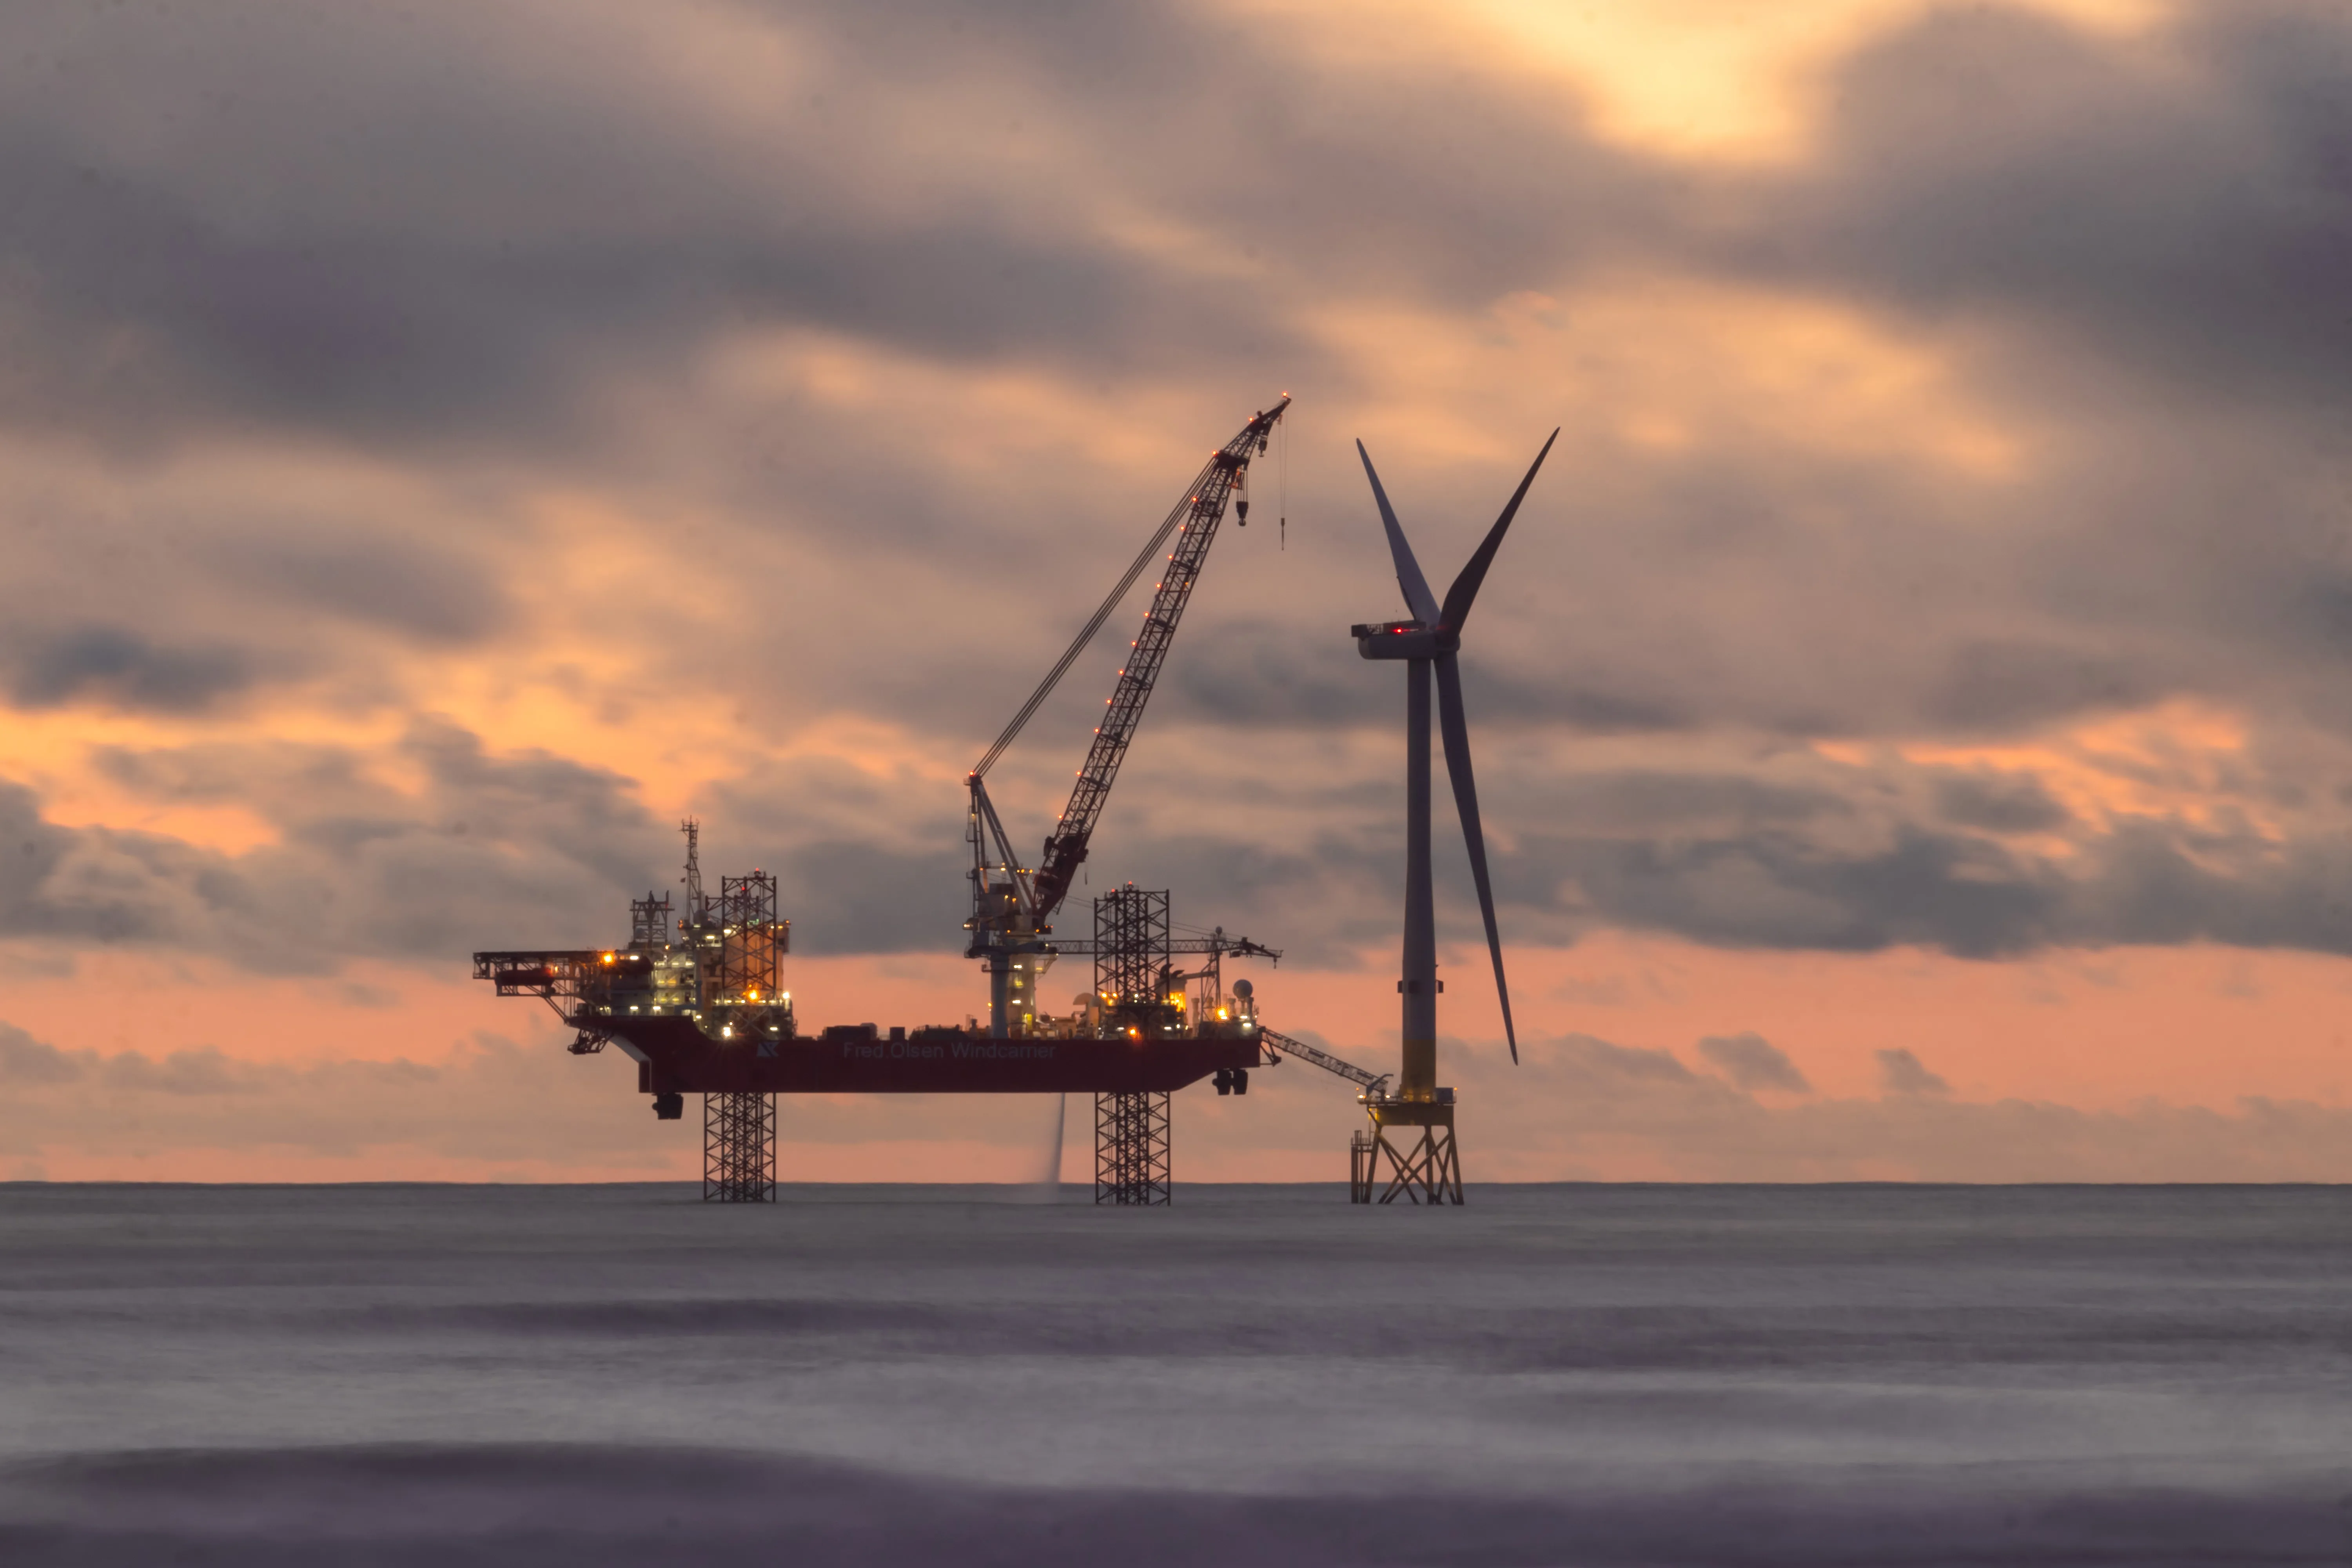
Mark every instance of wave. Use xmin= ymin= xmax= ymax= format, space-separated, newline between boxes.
xmin=2 ymin=1444 xmax=2347 ymax=1566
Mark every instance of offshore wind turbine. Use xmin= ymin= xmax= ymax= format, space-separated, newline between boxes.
xmin=1347 ymin=430 xmax=1556 ymax=1203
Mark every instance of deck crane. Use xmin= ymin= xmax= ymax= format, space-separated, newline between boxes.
xmin=967 ymin=396 xmax=1290 ymax=1036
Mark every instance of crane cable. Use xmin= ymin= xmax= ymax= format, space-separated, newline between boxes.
xmin=1279 ymin=404 xmax=1288 ymax=550
xmin=969 ymin=455 xmax=1220 ymax=781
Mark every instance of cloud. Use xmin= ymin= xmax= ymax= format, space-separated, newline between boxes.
xmin=0 ymin=1026 xmax=270 ymax=1098
xmin=0 ymin=1 xmax=1341 ymax=459
xmin=768 ymin=840 xmax=968 ymax=957
xmin=1510 ymin=824 xmax=2062 ymax=958
xmin=98 ymin=1045 xmax=259 ymax=1097
xmin=0 ymin=1021 xmax=81 ymax=1085
xmin=1920 ymin=640 xmax=2158 ymax=733
xmin=16 ymin=0 xmax=2352 ymax=1183
xmin=1765 ymin=4 xmax=2352 ymax=408
xmin=1444 ymin=1030 xmax=2352 ymax=1181
xmin=2 ymin=719 xmax=1019 ymax=969
xmin=0 ymin=1025 xmax=1101 ymax=1178
xmin=1929 ymin=769 xmax=2071 ymax=836
xmin=9 ymin=1011 xmax=2350 ymax=1182
xmin=33 ymin=716 xmax=2352 ymax=977
xmin=17 ymin=699 xmax=2352 ymax=981
xmin=1697 ymin=1031 xmax=1810 ymax=1094
xmin=0 ymin=724 xmax=676 ymax=969
xmin=0 ymin=626 xmax=259 ymax=714
xmin=1548 ymin=1032 xmax=1701 ymax=1087
xmin=2 ymin=0 xmax=2352 ymax=990
xmin=1876 ymin=1047 xmax=1951 ymax=1098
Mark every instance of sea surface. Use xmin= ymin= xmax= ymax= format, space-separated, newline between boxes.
xmin=2 ymin=1182 xmax=2348 ymax=1564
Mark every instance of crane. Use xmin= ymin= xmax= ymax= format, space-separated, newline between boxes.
xmin=967 ymin=396 xmax=1290 ymax=1036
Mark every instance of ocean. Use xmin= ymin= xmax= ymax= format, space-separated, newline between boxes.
xmin=2 ymin=1181 xmax=2347 ymax=1564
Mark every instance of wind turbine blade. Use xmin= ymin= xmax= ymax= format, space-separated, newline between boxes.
xmin=1356 ymin=440 xmax=1441 ymax=624
xmin=1439 ymin=428 xmax=1559 ymax=634
xmin=1434 ymin=652 xmax=1518 ymax=1064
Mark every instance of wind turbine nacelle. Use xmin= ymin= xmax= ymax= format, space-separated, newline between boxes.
xmin=1351 ymin=619 xmax=1453 ymax=660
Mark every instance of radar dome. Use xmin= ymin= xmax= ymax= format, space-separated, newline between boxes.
xmin=1230 ymin=978 xmax=1254 ymax=999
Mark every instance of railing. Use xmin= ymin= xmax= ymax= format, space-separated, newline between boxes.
xmin=470 ymin=949 xmax=611 ymax=1053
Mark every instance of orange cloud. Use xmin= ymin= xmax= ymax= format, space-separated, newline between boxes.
xmin=1318 ymin=272 xmax=2026 ymax=480
xmin=1224 ymin=0 xmax=2169 ymax=163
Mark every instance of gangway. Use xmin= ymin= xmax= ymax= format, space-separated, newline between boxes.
xmin=1260 ymin=1027 xmax=1392 ymax=1100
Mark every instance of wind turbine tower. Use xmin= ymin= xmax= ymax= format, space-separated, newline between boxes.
xmin=1348 ymin=431 xmax=1556 ymax=1203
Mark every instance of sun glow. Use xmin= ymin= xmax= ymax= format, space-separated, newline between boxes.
xmin=1223 ymin=0 xmax=2170 ymax=163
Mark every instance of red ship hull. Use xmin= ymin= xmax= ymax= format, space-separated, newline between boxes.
xmin=609 ymin=1017 xmax=1265 ymax=1096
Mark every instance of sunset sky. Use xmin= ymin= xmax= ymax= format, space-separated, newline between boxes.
xmin=7 ymin=0 xmax=2352 ymax=1181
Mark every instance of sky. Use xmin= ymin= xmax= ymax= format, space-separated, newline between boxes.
xmin=6 ymin=0 xmax=2352 ymax=1181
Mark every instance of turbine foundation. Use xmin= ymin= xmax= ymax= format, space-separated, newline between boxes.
xmin=1351 ymin=1094 xmax=1462 ymax=1205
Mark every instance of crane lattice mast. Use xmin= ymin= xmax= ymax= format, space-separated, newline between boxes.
xmin=1034 ymin=399 xmax=1288 ymax=916
xmin=967 ymin=396 xmax=1289 ymax=1035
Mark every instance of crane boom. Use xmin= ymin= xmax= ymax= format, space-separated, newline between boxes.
xmin=1032 ymin=396 xmax=1289 ymax=917
xmin=965 ymin=397 xmax=1289 ymax=1036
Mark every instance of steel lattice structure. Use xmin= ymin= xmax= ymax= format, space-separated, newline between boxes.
xmin=964 ymin=399 xmax=1287 ymax=1041
xmin=1089 ymin=887 xmax=1176 ymax=1203
xmin=1094 ymin=1090 xmax=1170 ymax=1205
xmin=1354 ymin=1101 xmax=1463 ymax=1205
xmin=1349 ymin=1129 xmax=1377 ymax=1203
xmin=472 ymin=949 xmax=612 ymax=1054
xmin=714 ymin=871 xmax=784 ymax=1002
xmin=1093 ymin=885 xmax=1171 ymax=1018
xmin=1033 ymin=407 xmax=1283 ymax=917
xmin=703 ymin=1091 xmax=776 ymax=1202
xmin=629 ymin=889 xmax=672 ymax=949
